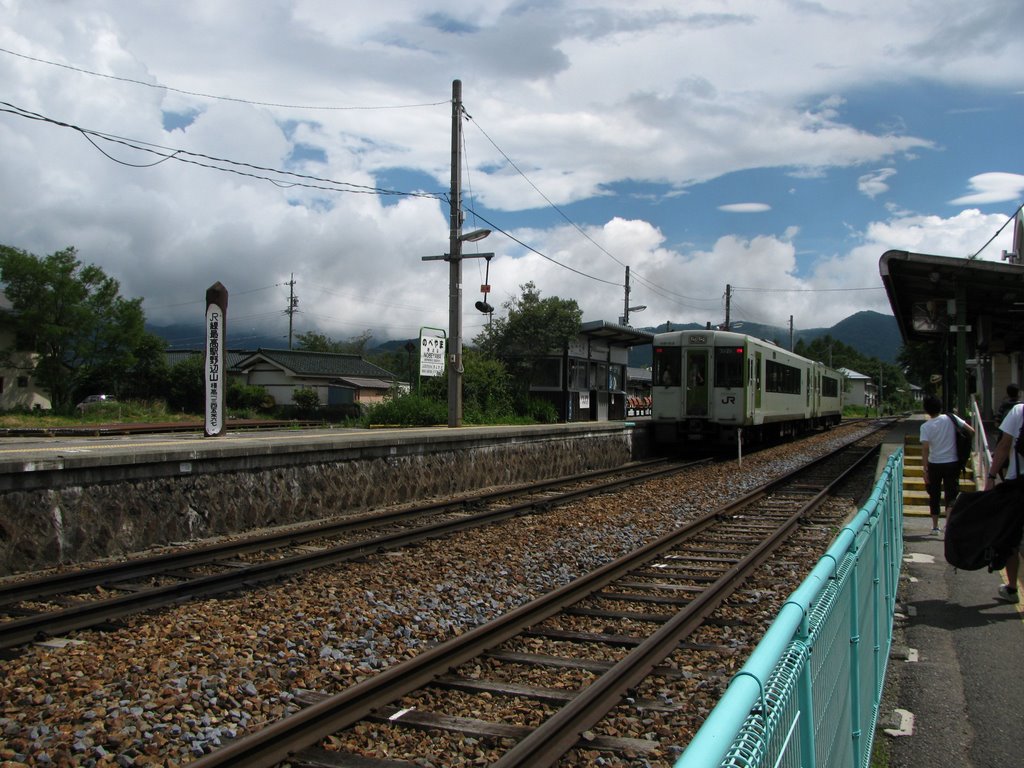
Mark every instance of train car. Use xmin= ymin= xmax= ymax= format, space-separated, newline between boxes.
xmin=651 ymin=329 xmax=843 ymax=449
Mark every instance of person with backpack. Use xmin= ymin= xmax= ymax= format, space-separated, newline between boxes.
xmin=920 ymin=394 xmax=975 ymax=536
xmin=984 ymin=400 xmax=1024 ymax=603
xmin=995 ymin=383 xmax=1020 ymax=428
xmin=993 ymin=384 xmax=1021 ymax=479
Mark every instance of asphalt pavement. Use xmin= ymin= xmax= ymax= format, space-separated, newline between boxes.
xmin=884 ymin=513 xmax=1024 ymax=768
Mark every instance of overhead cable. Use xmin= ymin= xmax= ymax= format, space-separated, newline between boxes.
xmin=968 ymin=201 xmax=1024 ymax=260
xmin=0 ymin=45 xmax=448 ymax=112
xmin=0 ymin=101 xmax=444 ymax=199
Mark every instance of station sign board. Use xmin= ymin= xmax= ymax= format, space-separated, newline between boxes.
xmin=420 ymin=329 xmax=446 ymax=378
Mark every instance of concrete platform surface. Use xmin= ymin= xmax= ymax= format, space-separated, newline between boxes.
xmin=881 ymin=415 xmax=1024 ymax=768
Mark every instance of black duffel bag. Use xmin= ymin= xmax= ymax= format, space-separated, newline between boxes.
xmin=944 ymin=479 xmax=1024 ymax=572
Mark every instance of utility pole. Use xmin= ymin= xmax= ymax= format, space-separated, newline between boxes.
xmin=286 ymin=274 xmax=298 ymax=349
xmin=789 ymin=315 xmax=794 ymax=350
xmin=622 ymin=266 xmax=631 ymax=326
xmin=724 ymin=284 xmax=732 ymax=330
xmin=421 ymin=80 xmax=492 ymax=427
xmin=447 ymin=80 xmax=464 ymax=428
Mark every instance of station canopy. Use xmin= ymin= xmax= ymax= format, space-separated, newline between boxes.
xmin=579 ymin=319 xmax=654 ymax=347
xmin=879 ymin=249 xmax=1024 ymax=354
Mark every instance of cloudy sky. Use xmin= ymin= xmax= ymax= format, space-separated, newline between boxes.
xmin=1 ymin=0 xmax=1022 ymax=350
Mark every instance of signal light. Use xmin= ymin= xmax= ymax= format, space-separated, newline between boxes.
xmin=475 ymin=300 xmax=494 ymax=314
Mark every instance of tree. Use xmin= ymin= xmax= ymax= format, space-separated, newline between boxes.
xmin=296 ymin=329 xmax=373 ymax=355
xmin=166 ymin=354 xmax=204 ymax=413
xmin=474 ymin=282 xmax=582 ymax=393
xmin=0 ymin=245 xmax=151 ymax=410
xmin=420 ymin=347 xmax=515 ymax=422
xmin=898 ymin=339 xmax=944 ymax=391
xmin=794 ymin=334 xmax=866 ymax=372
xmin=118 ymin=332 xmax=169 ymax=401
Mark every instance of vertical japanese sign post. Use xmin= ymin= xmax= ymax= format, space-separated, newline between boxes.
xmin=204 ymin=282 xmax=228 ymax=437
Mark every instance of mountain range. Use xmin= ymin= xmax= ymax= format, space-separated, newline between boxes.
xmin=628 ymin=310 xmax=901 ymax=368
xmin=149 ymin=310 xmax=903 ymax=367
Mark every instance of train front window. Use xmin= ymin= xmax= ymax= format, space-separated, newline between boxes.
xmin=715 ymin=346 xmax=744 ymax=388
xmin=653 ymin=346 xmax=681 ymax=387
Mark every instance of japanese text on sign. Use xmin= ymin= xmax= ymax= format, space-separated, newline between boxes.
xmin=420 ymin=333 xmax=446 ymax=377
xmin=205 ymin=306 xmax=223 ymax=433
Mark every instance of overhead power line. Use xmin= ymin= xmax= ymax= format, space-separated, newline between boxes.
xmin=463 ymin=207 xmax=620 ymax=287
xmin=465 ymin=112 xmax=716 ymax=310
xmin=0 ymin=45 xmax=449 ymax=112
xmin=0 ymin=101 xmax=445 ymax=199
xmin=968 ymin=201 xmax=1024 ymax=260
xmin=0 ymin=100 xmax=624 ymax=293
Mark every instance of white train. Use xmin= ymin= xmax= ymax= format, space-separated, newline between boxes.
xmin=651 ymin=329 xmax=843 ymax=448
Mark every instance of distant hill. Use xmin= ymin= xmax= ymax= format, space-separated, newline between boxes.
xmin=146 ymin=322 xmax=290 ymax=351
xmin=150 ymin=310 xmax=903 ymax=366
xmin=629 ymin=310 xmax=901 ymax=368
xmin=821 ymin=311 xmax=901 ymax=362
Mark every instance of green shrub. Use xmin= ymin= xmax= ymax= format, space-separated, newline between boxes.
xmin=520 ymin=396 xmax=559 ymax=424
xmin=365 ymin=393 xmax=447 ymax=426
xmin=291 ymin=387 xmax=321 ymax=410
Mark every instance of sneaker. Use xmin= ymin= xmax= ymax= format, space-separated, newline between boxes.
xmin=997 ymin=585 xmax=1019 ymax=604
xmin=930 ymin=527 xmax=941 ymax=536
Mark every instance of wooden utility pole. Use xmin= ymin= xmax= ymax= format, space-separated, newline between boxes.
xmin=447 ymin=79 xmax=464 ymax=428
xmin=286 ymin=274 xmax=298 ymax=349
xmin=422 ymin=80 xmax=492 ymax=427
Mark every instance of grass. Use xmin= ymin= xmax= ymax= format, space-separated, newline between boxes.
xmin=0 ymin=401 xmax=202 ymax=429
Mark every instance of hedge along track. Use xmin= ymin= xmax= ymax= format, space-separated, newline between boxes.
xmin=0 ymin=458 xmax=706 ymax=651
xmin=189 ymin=437 xmax=881 ymax=768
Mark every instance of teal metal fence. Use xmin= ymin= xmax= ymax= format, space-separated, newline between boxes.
xmin=677 ymin=449 xmax=904 ymax=768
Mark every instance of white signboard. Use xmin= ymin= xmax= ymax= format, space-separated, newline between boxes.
xmin=579 ymin=392 xmax=591 ymax=409
xmin=205 ymin=304 xmax=225 ymax=435
xmin=420 ymin=333 xmax=446 ymax=377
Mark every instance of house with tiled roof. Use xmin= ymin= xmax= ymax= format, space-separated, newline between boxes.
xmin=838 ymin=367 xmax=876 ymax=408
xmin=232 ymin=348 xmax=398 ymax=408
xmin=0 ymin=292 xmax=51 ymax=410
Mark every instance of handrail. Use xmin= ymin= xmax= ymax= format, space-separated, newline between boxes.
xmin=675 ymin=449 xmax=904 ymax=768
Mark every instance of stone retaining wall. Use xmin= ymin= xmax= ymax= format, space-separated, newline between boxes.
xmin=0 ymin=426 xmax=636 ymax=576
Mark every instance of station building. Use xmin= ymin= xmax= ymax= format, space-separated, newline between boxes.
xmin=529 ymin=320 xmax=653 ymax=422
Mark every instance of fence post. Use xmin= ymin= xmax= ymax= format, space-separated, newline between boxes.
xmin=796 ymin=611 xmax=817 ymax=765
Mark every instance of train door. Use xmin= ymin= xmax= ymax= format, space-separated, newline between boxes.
xmin=652 ymin=343 xmax=683 ymax=421
xmin=753 ymin=351 xmax=763 ymax=411
xmin=685 ymin=350 xmax=709 ymax=416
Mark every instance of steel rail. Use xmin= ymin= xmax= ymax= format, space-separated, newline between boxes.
xmin=188 ymin=437 xmax=881 ymax=768
xmin=0 ymin=459 xmax=699 ymax=650
xmin=493 ymin=441 xmax=880 ymax=767
xmin=0 ymin=458 xmax=680 ymax=605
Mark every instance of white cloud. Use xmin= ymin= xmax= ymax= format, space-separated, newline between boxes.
xmin=858 ymin=168 xmax=897 ymax=199
xmin=719 ymin=203 xmax=771 ymax=213
xmin=0 ymin=0 xmax=1020 ymax=347
xmin=950 ymin=173 xmax=1024 ymax=205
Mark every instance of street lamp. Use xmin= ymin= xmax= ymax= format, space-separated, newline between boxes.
xmin=619 ymin=305 xmax=647 ymax=326
xmin=461 ymin=228 xmax=491 ymax=243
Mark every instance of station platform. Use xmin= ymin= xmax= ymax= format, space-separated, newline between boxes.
xmin=877 ymin=416 xmax=1024 ymax=767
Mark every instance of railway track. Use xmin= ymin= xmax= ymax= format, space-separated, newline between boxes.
xmin=188 ymin=437 xmax=880 ymax=767
xmin=0 ymin=458 xmax=704 ymax=651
